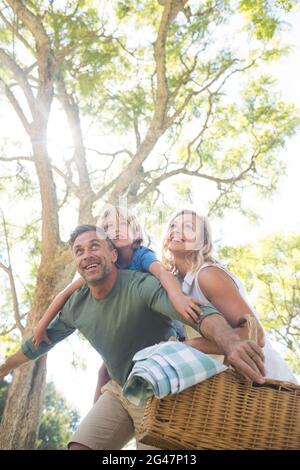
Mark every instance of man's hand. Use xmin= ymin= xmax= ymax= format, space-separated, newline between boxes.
xmin=225 ymin=339 xmax=265 ymax=383
xmin=200 ymin=314 xmax=266 ymax=384
xmin=171 ymin=294 xmax=203 ymax=324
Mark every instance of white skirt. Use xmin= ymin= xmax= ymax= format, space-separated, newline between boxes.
xmin=264 ymin=339 xmax=298 ymax=384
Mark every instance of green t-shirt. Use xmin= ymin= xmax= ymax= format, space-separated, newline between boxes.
xmin=22 ymin=270 xmax=219 ymax=385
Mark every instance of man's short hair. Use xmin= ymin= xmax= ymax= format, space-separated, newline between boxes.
xmin=69 ymin=224 xmax=115 ymax=251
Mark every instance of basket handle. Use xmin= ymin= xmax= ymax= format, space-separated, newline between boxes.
xmin=246 ymin=314 xmax=257 ymax=344
xmin=224 ymin=315 xmax=258 ymax=367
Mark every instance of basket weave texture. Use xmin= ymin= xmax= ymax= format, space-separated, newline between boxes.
xmin=139 ymin=313 xmax=300 ymax=452
xmin=139 ymin=369 xmax=300 ymax=450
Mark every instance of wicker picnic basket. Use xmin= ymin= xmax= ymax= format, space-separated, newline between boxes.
xmin=139 ymin=317 xmax=300 ymax=450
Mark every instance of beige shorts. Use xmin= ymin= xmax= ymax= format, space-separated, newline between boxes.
xmin=69 ymin=380 xmax=158 ymax=450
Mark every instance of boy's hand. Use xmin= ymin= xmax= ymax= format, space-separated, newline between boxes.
xmin=171 ymin=294 xmax=203 ymax=324
xmin=32 ymin=325 xmax=51 ymax=348
xmin=0 ymin=363 xmax=10 ymax=381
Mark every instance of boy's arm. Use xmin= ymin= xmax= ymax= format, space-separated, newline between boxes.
xmin=0 ymin=350 xmax=30 ymax=380
xmin=36 ymin=278 xmax=84 ymax=332
xmin=148 ymin=261 xmax=202 ymax=324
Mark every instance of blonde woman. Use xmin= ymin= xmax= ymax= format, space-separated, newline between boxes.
xmin=162 ymin=209 xmax=297 ymax=383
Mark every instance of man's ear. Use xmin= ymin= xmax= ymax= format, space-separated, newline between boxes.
xmin=112 ymin=248 xmax=118 ymax=264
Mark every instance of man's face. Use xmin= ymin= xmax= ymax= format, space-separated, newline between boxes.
xmin=72 ymin=231 xmax=117 ymax=285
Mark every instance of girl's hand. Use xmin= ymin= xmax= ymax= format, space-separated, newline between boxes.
xmin=171 ymin=294 xmax=204 ymax=324
xmin=32 ymin=325 xmax=51 ymax=348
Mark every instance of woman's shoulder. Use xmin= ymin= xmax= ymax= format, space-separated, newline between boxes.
xmin=197 ymin=262 xmax=236 ymax=285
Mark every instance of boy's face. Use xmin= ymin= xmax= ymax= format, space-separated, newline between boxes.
xmin=104 ymin=214 xmax=135 ymax=248
xmin=72 ymin=230 xmax=117 ymax=284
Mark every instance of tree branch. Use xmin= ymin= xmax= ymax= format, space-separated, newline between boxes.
xmin=51 ymin=164 xmax=79 ymax=196
xmin=0 ymin=312 xmax=28 ymax=336
xmin=0 ymin=209 xmax=24 ymax=334
xmin=6 ymin=0 xmax=56 ymax=122
xmin=0 ymin=78 xmax=31 ymax=135
xmin=0 ymin=156 xmax=34 ymax=162
xmin=0 ymin=9 xmax=35 ymax=54
xmin=0 ymin=49 xmax=35 ymax=116
xmin=55 ymin=69 xmax=95 ymax=221
xmin=108 ymin=1 xmax=186 ymax=203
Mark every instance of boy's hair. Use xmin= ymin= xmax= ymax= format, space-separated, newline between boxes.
xmin=99 ymin=206 xmax=143 ymax=246
xmin=69 ymin=224 xmax=115 ymax=251
xmin=162 ymin=209 xmax=215 ymax=274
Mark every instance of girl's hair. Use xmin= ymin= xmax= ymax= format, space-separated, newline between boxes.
xmin=99 ymin=206 xmax=144 ymax=246
xmin=162 ymin=209 xmax=215 ymax=274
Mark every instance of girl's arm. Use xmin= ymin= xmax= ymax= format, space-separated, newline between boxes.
xmin=33 ymin=277 xmax=85 ymax=346
xmin=149 ymin=261 xmax=202 ymax=324
xmin=197 ymin=267 xmax=265 ymax=347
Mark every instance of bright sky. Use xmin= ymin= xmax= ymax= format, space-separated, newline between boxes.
xmin=1 ymin=8 xmax=300 ymax=419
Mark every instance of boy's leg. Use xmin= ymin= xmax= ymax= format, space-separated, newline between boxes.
xmin=69 ymin=381 xmax=134 ymax=450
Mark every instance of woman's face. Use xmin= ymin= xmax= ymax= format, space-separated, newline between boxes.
xmin=166 ymin=213 xmax=203 ymax=253
xmin=104 ymin=214 xmax=135 ymax=248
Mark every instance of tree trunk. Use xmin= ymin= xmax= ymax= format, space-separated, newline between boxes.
xmin=0 ymin=244 xmax=76 ymax=449
xmin=0 ymin=358 xmax=47 ymax=449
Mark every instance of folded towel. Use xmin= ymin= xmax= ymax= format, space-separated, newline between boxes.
xmin=122 ymin=342 xmax=227 ymax=406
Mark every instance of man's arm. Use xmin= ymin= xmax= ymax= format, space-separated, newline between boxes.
xmin=0 ymin=350 xmax=30 ymax=380
xmin=200 ymin=315 xmax=265 ymax=383
xmin=138 ymin=273 xmax=219 ymax=332
xmin=21 ymin=315 xmax=76 ymax=361
xmin=0 ymin=315 xmax=76 ymax=381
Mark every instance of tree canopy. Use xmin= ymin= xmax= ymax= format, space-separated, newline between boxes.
xmin=0 ymin=0 xmax=299 ymax=449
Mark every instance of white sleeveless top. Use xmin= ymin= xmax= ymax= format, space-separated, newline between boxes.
xmin=181 ymin=262 xmax=298 ymax=384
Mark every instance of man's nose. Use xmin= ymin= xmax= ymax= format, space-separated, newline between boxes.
xmin=82 ymin=248 xmax=96 ymax=258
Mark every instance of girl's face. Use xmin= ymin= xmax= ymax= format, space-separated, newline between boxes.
xmin=104 ymin=214 xmax=135 ymax=248
xmin=166 ymin=213 xmax=203 ymax=253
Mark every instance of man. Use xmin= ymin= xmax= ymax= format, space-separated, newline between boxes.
xmin=0 ymin=225 xmax=265 ymax=450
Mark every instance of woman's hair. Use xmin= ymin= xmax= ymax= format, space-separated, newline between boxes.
xmin=98 ymin=206 xmax=144 ymax=246
xmin=162 ymin=209 xmax=215 ymax=274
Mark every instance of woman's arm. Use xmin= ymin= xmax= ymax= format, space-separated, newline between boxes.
xmin=197 ymin=267 xmax=265 ymax=347
xmin=149 ymin=261 xmax=202 ymax=324
xmin=33 ymin=277 xmax=85 ymax=346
